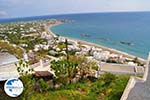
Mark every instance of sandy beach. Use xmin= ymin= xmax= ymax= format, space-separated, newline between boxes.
xmin=47 ymin=22 xmax=147 ymax=64
xmin=46 ymin=21 xmax=64 ymax=37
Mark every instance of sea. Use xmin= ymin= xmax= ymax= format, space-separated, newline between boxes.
xmin=0 ymin=12 xmax=150 ymax=59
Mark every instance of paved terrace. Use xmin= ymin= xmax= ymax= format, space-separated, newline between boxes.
xmin=101 ymin=63 xmax=144 ymax=75
xmin=0 ymin=64 xmax=19 ymax=81
xmin=0 ymin=52 xmax=19 ymax=66
xmin=0 ymin=53 xmax=19 ymax=81
xmin=121 ymin=53 xmax=150 ymax=100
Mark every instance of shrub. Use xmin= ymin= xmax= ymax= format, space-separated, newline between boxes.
xmin=38 ymin=79 xmax=49 ymax=92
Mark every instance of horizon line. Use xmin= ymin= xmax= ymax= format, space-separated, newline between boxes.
xmin=0 ymin=10 xmax=150 ymax=20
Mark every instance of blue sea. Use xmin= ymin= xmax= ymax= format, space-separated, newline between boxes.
xmin=0 ymin=12 xmax=150 ymax=59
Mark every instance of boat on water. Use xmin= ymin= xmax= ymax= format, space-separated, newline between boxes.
xmin=95 ymin=37 xmax=110 ymax=41
xmin=80 ymin=33 xmax=91 ymax=38
xmin=120 ymin=41 xmax=134 ymax=46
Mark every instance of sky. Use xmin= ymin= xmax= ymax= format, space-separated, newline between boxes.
xmin=0 ymin=0 xmax=150 ymax=18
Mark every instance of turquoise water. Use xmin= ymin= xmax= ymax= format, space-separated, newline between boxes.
xmin=50 ymin=12 xmax=150 ymax=59
xmin=0 ymin=12 xmax=150 ymax=59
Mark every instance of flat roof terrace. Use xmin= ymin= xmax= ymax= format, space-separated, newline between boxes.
xmin=0 ymin=52 xmax=19 ymax=66
xmin=127 ymin=62 xmax=150 ymax=100
xmin=121 ymin=53 xmax=150 ymax=100
xmin=0 ymin=52 xmax=19 ymax=81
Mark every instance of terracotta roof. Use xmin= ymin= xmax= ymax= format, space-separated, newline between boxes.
xmin=34 ymin=71 xmax=53 ymax=78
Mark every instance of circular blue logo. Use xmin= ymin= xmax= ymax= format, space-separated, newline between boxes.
xmin=4 ymin=78 xmax=24 ymax=97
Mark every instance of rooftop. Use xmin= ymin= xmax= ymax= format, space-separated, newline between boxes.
xmin=122 ymin=53 xmax=150 ymax=100
xmin=127 ymin=65 xmax=150 ymax=100
xmin=0 ymin=52 xmax=18 ymax=66
xmin=0 ymin=63 xmax=19 ymax=81
xmin=0 ymin=52 xmax=19 ymax=81
xmin=34 ymin=71 xmax=53 ymax=78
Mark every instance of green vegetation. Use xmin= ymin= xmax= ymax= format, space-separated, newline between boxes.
xmin=38 ymin=78 xmax=49 ymax=92
xmin=35 ymin=49 xmax=49 ymax=61
xmin=57 ymin=42 xmax=66 ymax=50
xmin=0 ymin=54 xmax=130 ymax=100
xmin=51 ymin=55 xmax=98 ymax=85
xmin=68 ymin=55 xmax=98 ymax=77
xmin=0 ymin=27 xmax=48 ymax=51
xmin=16 ymin=60 xmax=34 ymax=76
xmin=0 ymin=21 xmax=131 ymax=100
xmin=1 ymin=73 xmax=129 ymax=100
xmin=51 ymin=60 xmax=78 ymax=85
xmin=133 ymin=57 xmax=145 ymax=66
xmin=23 ymin=36 xmax=48 ymax=51
xmin=7 ymin=32 xmax=22 ymax=44
xmin=0 ymin=41 xmax=24 ymax=58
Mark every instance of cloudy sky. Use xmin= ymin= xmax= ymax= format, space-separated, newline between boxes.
xmin=0 ymin=0 xmax=150 ymax=18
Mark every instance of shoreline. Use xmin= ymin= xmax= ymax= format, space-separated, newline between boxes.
xmin=47 ymin=22 xmax=147 ymax=64
xmin=46 ymin=21 xmax=64 ymax=37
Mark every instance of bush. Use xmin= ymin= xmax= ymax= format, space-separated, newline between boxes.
xmin=0 ymin=41 xmax=24 ymax=58
xmin=101 ymin=73 xmax=116 ymax=86
xmin=6 ymin=71 xmax=129 ymax=100
xmin=38 ymin=79 xmax=49 ymax=92
xmin=57 ymin=42 xmax=66 ymax=50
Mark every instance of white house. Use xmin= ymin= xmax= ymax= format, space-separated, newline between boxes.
xmin=93 ymin=51 xmax=110 ymax=61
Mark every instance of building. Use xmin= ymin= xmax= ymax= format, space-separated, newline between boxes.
xmin=0 ymin=52 xmax=19 ymax=81
xmin=34 ymin=71 xmax=53 ymax=80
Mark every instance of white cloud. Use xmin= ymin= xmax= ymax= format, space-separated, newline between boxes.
xmin=0 ymin=0 xmax=33 ymax=6
xmin=0 ymin=11 xmax=7 ymax=17
xmin=1 ymin=0 xmax=150 ymax=18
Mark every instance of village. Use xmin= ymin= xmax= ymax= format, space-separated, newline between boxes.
xmin=0 ymin=19 xmax=147 ymax=100
xmin=0 ymin=19 xmax=146 ymax=81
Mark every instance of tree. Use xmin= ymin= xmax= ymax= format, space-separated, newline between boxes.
xmin=133 ymin=57 xmax=138 ymax=63
xmin=69 ymin=55 xmax=97 ymax=78
xmin=133 ymin=57 xmax=143 ymax=66
xmin=51 ymin=60 xmax=78 ymax=85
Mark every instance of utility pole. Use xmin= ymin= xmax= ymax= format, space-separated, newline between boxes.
xmin=65 ymin=38 xmax=69 ymax=61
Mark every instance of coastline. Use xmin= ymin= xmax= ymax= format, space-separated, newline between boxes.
xmin=47 ymin=22 xmax=147 ymax=64
xmin=46 ymin=21 xmax=64 ymax=37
